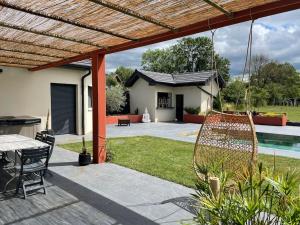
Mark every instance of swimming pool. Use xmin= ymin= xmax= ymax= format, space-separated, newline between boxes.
xmin=257 ymin=132 xmax=300 ymax=152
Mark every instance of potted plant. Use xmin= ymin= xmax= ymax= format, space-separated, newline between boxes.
xmin=41 ymin=110 xmax=55 ymax=135
xmin=78 ymin=137 xmax=91 ymax=166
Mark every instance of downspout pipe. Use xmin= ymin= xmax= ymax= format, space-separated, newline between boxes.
xmin=81 ymin=69 xmax=91 ymax=135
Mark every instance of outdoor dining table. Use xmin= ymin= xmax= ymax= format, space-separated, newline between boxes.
xmin=0 ymin=134 xmax=48 ymax=152
xmin=0 ymin=134 xmax=49 ymax=192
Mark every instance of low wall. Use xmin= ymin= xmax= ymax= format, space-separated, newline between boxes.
xmin=106 ymin=115 xmax=143 ymax=124
xmin=183 ymin=113 xmax=288 ymax=126
xmin=253 ymin=114 xmax=287 ymax=126
xmin=224 ymin=111 xmax=287 ymax=126
xmin=183 ymin=114 xmax=205 ymax=124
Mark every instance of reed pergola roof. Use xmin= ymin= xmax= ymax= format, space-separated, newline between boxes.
xmin=0 ymin=0 xmax=299 ymax=71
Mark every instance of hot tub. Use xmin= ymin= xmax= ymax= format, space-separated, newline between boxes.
xmin=0 ymin=116 xmax=41 ymax=138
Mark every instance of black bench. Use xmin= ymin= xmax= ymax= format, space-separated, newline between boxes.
xmin=118 ymin=119 xmax=130 ymax=126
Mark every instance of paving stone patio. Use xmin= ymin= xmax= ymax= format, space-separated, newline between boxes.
xmin=0 ymin=147 xmax=196 ymax=225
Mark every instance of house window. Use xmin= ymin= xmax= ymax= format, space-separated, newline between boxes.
xmin=88 ymin=86 xmax=93 ymax=108
xmin=157 ymin=92 xmax=172 ymax=108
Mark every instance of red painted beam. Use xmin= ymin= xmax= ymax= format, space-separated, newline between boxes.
xmin=30 ymin=0 xmax=300 ymax=71
xmin=29 ymin=49 xmax=104 ymax=71
xmin=92 ymin=53 xmax=106 ymax=163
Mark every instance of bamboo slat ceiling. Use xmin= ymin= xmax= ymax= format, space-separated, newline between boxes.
xmin=0 ymin=0 xmax=299 ymax=70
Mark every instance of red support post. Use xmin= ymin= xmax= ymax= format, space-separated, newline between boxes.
xmin=92 ymin=53 xmax=106 ymax=163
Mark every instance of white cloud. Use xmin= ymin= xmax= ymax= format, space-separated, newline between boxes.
xmin=106 ymin=9 xmax=300 ymax=76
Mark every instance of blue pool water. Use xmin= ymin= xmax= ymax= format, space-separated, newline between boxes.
xmin=257 ymin=132 xmax=300 ymax=152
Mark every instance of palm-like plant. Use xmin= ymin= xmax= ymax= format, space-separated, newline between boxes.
xmin=194 ymin=162 xmax=300 ymax=225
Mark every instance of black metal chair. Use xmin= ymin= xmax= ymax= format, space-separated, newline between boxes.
xmin=44 ymin=135 xmax=55 ymax=158
xmin=42 ymin=135 xmax=55 ymax=177
xmin=15 ymin=146 xmax=50 ymax=199
xmin=35 ymin=132 xmax=44 ymax=142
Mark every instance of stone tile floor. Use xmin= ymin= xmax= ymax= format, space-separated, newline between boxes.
xmin=0 ymin=147 xmax=196 ymax=225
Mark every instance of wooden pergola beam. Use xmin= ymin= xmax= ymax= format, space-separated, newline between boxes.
xmin=0 ymin=54 xmax=51 ymax=63
xmin=0 ymin=47 xmax=62 ymax=59
xmin=0 ymin=21 xmax=105 ymax=48
xmin=0 ymin=63 xmax=34 ymax=68
xmin=88 ymin=0 xmax=176 ymax=31
xmin=0 ymin=37 xmax=82 ymax=54
xmin=103 ymin=0 xmax=300 ymax=53
xmin=30 ymin=0 xmax=300 ymax=72
xmin=202 ymin=0 xmax=233 ymax=17
xmin=0 ymin=1 xmax=136 ymax=41
xmin=0 ymin=60 xmax=40 ymax=66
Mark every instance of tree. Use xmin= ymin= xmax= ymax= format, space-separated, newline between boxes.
xmin=106 ymin=85 xmax=126 ymax=114
xmin=106 ymin=66 xmax=134 ymax=87
xmin=250 ymin=87 xmax=269 ymax=109
xmin=284 ymin=74 xmax=300 ymax=106
xmin=222 ymin=79 xmax=246 ymax=104
xmin=265 ymin=83 xmax=284 ymax=105
xmin=250 ymin=54 xmax=270 ymax=87
xmin=141 ymin=48 xmax=174 ymax=74
xmin=141 ymin=37 xmax=231 ymax=82
xmin=250 ymin=56 xmax=300 ymax=106
xmin=114 ymin=66 xmax=134 ymax=86
xmin=106 ymin=74 xmax=119 ymax=87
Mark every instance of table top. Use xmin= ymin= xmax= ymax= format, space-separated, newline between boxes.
xmin=0 ymin=134 xmax=48 ymax=152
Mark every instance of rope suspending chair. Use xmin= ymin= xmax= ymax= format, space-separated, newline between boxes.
xmin=194 ymin=20 xmax=258 ymax=181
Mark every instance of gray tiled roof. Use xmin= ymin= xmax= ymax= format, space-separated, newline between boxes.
xmin=173 ymin=71 xmax=213 ymax=84
xmin=138 ymin=70 xmax=175 ymax=84
xmin=126 ymin=69 xmax=222 ymax=87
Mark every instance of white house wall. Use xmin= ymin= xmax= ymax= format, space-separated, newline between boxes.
xmin=84 ymin=75 xmax=93 ymax=134
xmin=200 ymin=80 xmax=220 ymax=113
xmin=174 ymin=86 xmax=202 ymax=109
xmin=129 ymin=78 xmax=156 ymax=121
xmin=129 ymin=79 xmax=220 ymax=122
xmin=0 ymin=66 xmax=91 ymax=135
xmin=154 ymin=84 xmax=175 ymax=122
xmin=153 ymin=85 xmax=204 ymax=122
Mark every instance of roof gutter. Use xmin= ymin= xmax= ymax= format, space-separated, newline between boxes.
xmin=81 ymin=69 xmax=91 ymax=135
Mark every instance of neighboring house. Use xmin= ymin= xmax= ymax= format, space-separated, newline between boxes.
xmin=0 ymin=60 xmax=93 ymax=135
xmin=125 ymin=70 xmax=225 ymax=122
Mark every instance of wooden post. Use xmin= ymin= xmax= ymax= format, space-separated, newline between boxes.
xmin=92 ymin=53 xmax=106 ymax=163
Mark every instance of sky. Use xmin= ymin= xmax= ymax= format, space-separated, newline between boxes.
xmin=105 ymin=9 xmax=300 ymax=76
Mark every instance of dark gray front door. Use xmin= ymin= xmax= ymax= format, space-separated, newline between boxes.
xmin=51 ymin=83 xmax=76 ymax=135
xmin=176 ymin=95 xmax=184 ymax=121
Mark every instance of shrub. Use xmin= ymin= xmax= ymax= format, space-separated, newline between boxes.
xmin=184 ymin=107 xmax=200 ymax=115
xmin=193 ymin=163 xmax=300 ymax=225
xmin=106 ymin=85 xmax=126 ymax=114
xmin=260 ymin=112 xmax=285 ymax=117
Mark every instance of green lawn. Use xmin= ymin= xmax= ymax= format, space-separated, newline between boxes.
xmin=59 ymin=136 xmax=300 ymax=189
xmin=254 ymin=105 xmax=300 ymax=122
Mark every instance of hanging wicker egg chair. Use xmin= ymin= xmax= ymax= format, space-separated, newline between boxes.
xmin=193 ymin=110 xmax=257 ymax=180
xmin=193 ymin=20 xmax=258 ymax=181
